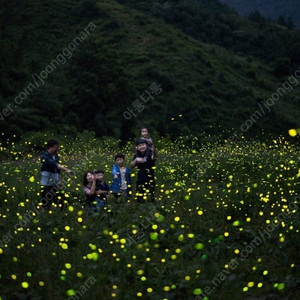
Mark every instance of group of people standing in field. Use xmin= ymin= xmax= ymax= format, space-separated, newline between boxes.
xmin=40 ymin=128 xmax=157 ymax=212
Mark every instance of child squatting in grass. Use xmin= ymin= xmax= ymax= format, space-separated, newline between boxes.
xmin=83 ymin=170 xmax=108 ymax=214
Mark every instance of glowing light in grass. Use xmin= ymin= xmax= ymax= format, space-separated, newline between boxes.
xmin=150 ymin=233 xmax=158 ymax=240
xmin=193 ymin=288 xmax=202 ymax=295
xmin=66 ymin=289 xmax=75 ymax=296
xmin=21 ymin=282 xmax=29 ymax=288
xmin=178 ymin=234 xmax=184 ymax=241
xmin=232 ymin=220 xmax=240 ymax=226
xmin=87 ymin=252 xmax=99 ymax=261
xmin=277 ymin=283 xmax=285 ymax=290
xmin=60 ymin=243 xmax=68 ymax=250
xmin=288 ymin=129 xmax=297 ymax=137
xmin=195 ymin=243 xmax=204 ymax=250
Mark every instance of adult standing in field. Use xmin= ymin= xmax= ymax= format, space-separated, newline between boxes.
xmin=40 ymin=140 xmax=72 ymax=209
xmin=130 ymin=139 xmax=156 ymax=203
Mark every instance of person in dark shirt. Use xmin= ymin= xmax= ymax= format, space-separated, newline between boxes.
xmin=130 ymin=138 xmax=156 ymax=203
xmin=40 ymin=140 xmax=72 ymax=209
xmin=83 ymin=170 xmax=108 ymax=214
xmin=94 ymin=170 xmax=110 ymax=206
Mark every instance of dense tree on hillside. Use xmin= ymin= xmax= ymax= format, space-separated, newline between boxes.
xmin=117 ymin=0 xmax=300 ymax=68
xmin=0 ymin=0 xmax=299 ymax=141
xmin=287 ymin=17 xmax=296 ymax=30
xmin=248 ymin=10 xmax=266 ymax=24
xmin=277 ymin=15 xmax=287 ymax=27
xmin=220 ymin=0 xmax=300 ymax=28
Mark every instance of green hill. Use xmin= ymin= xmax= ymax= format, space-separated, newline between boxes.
xmin=0 ymin=0 xmax=299 ymax=141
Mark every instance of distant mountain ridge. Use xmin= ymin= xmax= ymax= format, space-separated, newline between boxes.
xmin=221 ymin=0 xmax=300 ymax=27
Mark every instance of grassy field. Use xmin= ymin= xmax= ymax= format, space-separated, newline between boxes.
xmin=0 ymin=133 xmax=299 ymax=300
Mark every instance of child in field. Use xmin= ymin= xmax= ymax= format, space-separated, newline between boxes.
xmin=94 ymin=170 xmax=110 ymax=204
xmin=83 ymin=171 xmax=107 ymax=214
xmin=130 ymin=139 xmax=156 ymax=203
xmin=140 ymin=127 xmax=157 ymax=158
xmin=110 ymin=154 xmax=131 ymax=203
